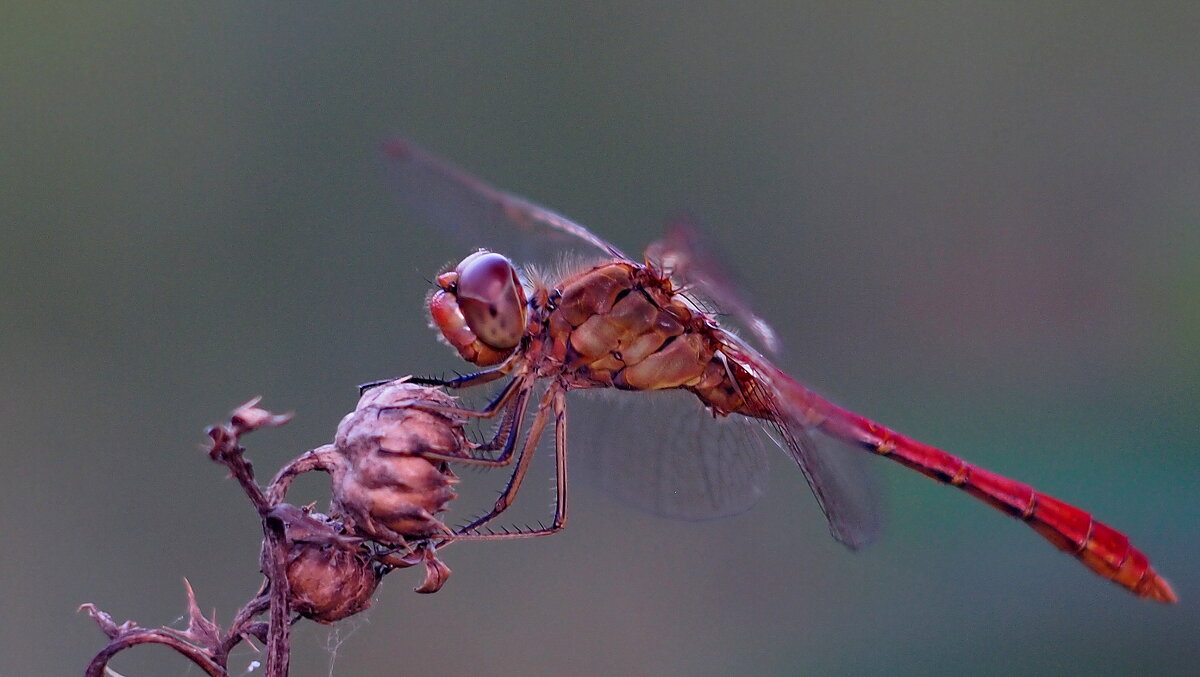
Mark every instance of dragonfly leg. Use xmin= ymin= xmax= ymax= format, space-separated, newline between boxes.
xmin=409 ymin=365 xmax=511 ymax=390
xmin=358 ymin=377 xmax=398 ymax=393
xmin=473 ymin=387 xmax=529 ymax=453
xmin=443 ymin=384 xmax=569 ymax=541
xmin=389 ymin=380 xmax=531 ymax=468
xmin=358 ymin=360 xmax=512 ymax=394
xmin=403 ymin=374 xmax=527 ymax=423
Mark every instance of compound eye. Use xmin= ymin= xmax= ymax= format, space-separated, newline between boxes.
xmin=454 ymin=251 xmax=526 ymax=350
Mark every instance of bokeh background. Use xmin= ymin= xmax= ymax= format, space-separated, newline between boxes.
xmin=3 ymin=3 xmax=1198 ymax=676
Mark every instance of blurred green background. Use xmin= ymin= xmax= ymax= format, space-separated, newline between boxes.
xmin=3 ymin=3 xmax=1198 ymax=676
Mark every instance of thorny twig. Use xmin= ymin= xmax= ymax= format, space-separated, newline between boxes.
xmin=81 ymin=399 xmax=294 ymax=677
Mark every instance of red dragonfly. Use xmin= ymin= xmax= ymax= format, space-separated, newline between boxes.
xmin=377 ymin=139 xmax=1176 ymax=603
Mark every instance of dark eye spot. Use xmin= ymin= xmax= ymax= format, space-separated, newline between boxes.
xmin=489 ymin=304 xmax=498 ymax=317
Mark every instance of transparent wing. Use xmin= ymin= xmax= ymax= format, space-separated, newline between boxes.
xmin=380 ymin=139 xmax=629 ymax=266
xmin=646 ymin=218 xmax=881 ymax=548
xmin=719 ymin=333 xmax=883 ymax=550
xmin=570 ymin=389 xmax=771 ymax=520
xmin=645 ymin=216 xmax=782 ymax=355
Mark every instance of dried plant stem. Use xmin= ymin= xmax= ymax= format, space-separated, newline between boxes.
xmin=81 ymin=384 xmax=470 ymax=677
xmin=81 ymin=399 xmax=298 ymax=677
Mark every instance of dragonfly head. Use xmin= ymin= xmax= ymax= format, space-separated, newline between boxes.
xmin=428 ymin=250 xmax=527 ymax=366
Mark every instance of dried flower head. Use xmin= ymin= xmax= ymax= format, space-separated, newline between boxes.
xmin=265 ymin=504 xmax=380 ymax=624
xmin=331 ymin=380 xmax=470 ymax=544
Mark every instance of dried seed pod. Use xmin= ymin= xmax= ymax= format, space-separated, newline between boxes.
xmin=331 ymin=380 xmax=470 ymax=543
xmin=265 ymin=504 xmax=381 ymax=624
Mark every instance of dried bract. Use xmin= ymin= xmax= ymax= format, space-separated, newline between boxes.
xmin=414 ymin=545 xmax=452 ymax=593
xmin=377 ymin=541 xmax=454 ymax=594
xmin=230 ymin=397 xmax=294 ymax=434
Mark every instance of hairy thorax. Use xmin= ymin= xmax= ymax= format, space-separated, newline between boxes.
xmin=531 ymin=262 xmax=765 ymax=420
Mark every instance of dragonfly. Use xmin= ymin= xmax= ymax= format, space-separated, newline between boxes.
xmin=374 ymin=138 xmax=1176 ymax=603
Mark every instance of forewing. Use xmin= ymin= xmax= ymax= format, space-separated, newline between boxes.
xmin=720 ymin=334 xmax=883 ymax=550
xmin=645 ymin=216 xmax=782 ymax=355
xmin=380 ymin=139 xmax=628 ymax=266
xmin=570 ymin=389 xmax=771 ymax=520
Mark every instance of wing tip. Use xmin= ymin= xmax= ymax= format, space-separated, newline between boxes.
xmin=381 ymin=138 xmax=413 ymax=161
xmin=832 ymin=527 xmax=879 ymax=552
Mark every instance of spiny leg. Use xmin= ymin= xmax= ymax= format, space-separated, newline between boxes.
xmin=449 ymin=384 xmax=569 ymax=541
xmin=443 ymin=385 xmax=554 ymax=538
xmin=455 ymin=385 xmax=554 ymax=535
xmin=358 ymin=360 xmax=514 ymax=394
xmin=473 ymin=387 xmax=529 ymax=454
xmin=548 ymin=386 xmax=568 ymax=530
xmin=405 ymin=374 xmax=529 ymax=424
xmin=449 ymin=386 xmax=531 ymax=467
xmin=390 ymin=380 xmax=531 ymax=468
xmin=409 ymin=363 xmax=514 ymax=390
